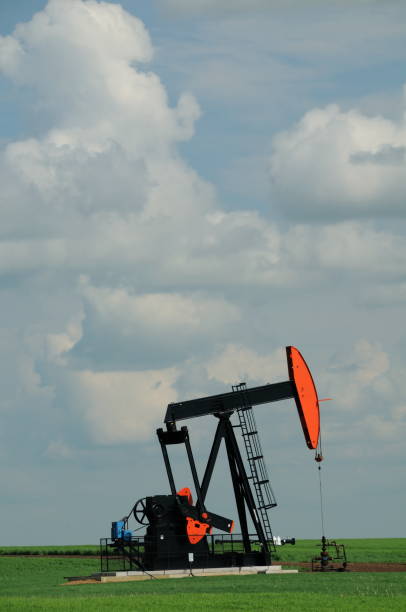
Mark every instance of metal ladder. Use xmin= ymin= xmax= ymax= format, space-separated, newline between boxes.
xmin=232 ymin=382 xmax=277 ymax=548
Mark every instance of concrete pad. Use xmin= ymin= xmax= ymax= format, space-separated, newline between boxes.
xmin=90 ymin=565 xmax=298 ymax=583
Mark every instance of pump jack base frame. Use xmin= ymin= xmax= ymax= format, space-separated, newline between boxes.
xmin=100 ymin=533 xmax=274 ymax=573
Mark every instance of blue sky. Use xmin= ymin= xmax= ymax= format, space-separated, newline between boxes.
xmin=0 ymin=0 xmax=405 ymax=546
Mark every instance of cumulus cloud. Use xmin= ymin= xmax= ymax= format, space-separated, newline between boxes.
xmin=69 ymin=279 xmax=241 ymax=369
xmin=324 ymin=339 xmax=390 ymax=409
xmin=0 ymin=0 xmax=406 ymax=545
xmin=0 ymin=0 xmax=202 ymax=243
xmin=269 ymin=102 xmax=406 ymax=220
xmin=350 ymin=145 xmax=406 ymax=166
xmin=0 ymin=0 xmax=155 ymax=125
xmin=282 ymin=222 xmax=406 ymax=280
xmin=0 ymin=0 xmax=405 ymax=460
xmin=72 ymin=366 xmax=179 ymax=443
xmin=0 ymin=0 xmax=208 ymax=449
xmin=0 ymin=0 xmax=277 ymax=446
xmin=316 ymin=340 xmax=406 ymax=457
xmin=206 ymin=344 xmax=287 ymax=385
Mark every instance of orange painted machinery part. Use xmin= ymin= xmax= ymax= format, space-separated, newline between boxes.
xmin=186 ymin=516 xmax=212 ymax=544
xmin=286 ymin=346 xmax=320 ymax=450
xmin=177 ymin=487 xmax=193 ymax=505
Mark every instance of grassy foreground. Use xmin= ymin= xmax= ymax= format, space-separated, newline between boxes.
xmin=0 ymin=555 xmax=405 ymax=611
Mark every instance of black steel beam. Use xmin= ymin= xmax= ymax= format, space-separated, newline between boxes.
xmin=156 ymin=428 xmax=177 ymax=495
xmin=223 ymin=418 xmax=270 ymax=557
xmin=183 ymin=430 xmax=206 ymax=513
xmin=200 ymin=419 xmax=227 ymax=501
xmin=224 ymin=427 xmax=251 ymax=553
xmin=165 ymin=380 xmax=294 ymax=424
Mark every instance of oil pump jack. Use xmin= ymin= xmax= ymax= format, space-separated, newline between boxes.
xmin=101 ymin=346 xmax=321 ymax=572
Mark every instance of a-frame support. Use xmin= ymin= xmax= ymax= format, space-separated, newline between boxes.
xmin=158 ymin=415 xmax=271 ymax=561
xmin=200 ymin=415 xmax=270 ymax=560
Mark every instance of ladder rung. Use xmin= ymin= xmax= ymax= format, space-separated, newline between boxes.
xmin=258 ymin=504 xmax=276 ymax=510
xmin=242 ymin=431 xmax=258 ymax=436
xmin=250 ymin=455 xmax=263 ymax=461
xmin=258 ymin=479 xmax=269 ymax=485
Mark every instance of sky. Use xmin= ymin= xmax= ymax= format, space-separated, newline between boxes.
xmin=0 ymin=0 xmax=405 ymax=546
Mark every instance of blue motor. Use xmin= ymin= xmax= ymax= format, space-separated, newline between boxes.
xmin=111 ymin=520 xmax=132 ymax=541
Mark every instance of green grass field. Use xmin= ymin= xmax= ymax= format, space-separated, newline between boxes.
xmin=0 ymin=545 xmax=100 ymax=556
xmin=273 ymin=537 xmax=406 ymax=564
xmin=0 ymin=540 xmax=405 ymax=611
xmin=1 ymin=537 xmax=405 ymax=563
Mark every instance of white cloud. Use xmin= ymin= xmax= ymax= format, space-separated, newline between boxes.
xmin=323 ymin=339 xmax=390 ymax=410
xmin=302 ymin=341 xmax=406 ymax=467
xmin=270 ymin=102 xmax=406 ymax=220
xmin=0 ymin=0 xmax=153 ymax=119
xmin=0 ymin=328 xmax=54 ymax=415
xmin=69 ymin=280 xmax=241 ymax=369
xmin=0 ymin=0 xmax=202 ymax=248
xmin=206 ymin=344 xmax=287 ymax=386
xmin=282 ymin=222 xmax=406 ymax=280
xmin=46 ymin=315 xmax=84 ymax=365
xmin=73 ymin=367 xmax=179 ymax=443
xmin=1 ymin=2 xmax=405 ymax=294
xmin=0 ymin=0 xmax=404 ymax=462
xmin=0 ymin=0 xmax=405 ymax=545
xmin=80 ymin=280 xmax=240 ymax=335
